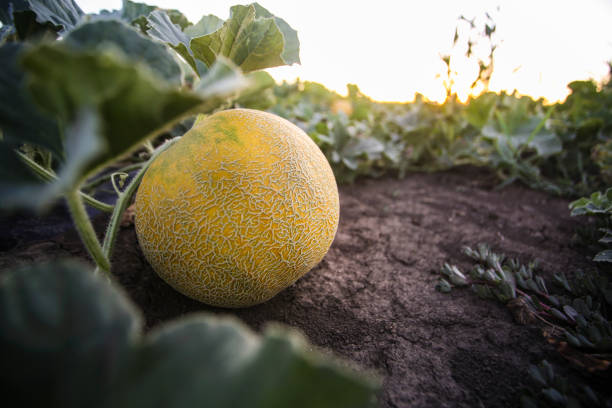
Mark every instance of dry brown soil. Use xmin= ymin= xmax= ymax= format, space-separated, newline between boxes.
xmin=0 ymin=166 xmax=601 ymax=407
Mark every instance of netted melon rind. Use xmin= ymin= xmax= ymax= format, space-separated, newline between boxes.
xmin=134 ymin=109 xmax=339 ymax=308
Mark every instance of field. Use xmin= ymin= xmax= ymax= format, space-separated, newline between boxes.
xmin=1 ymin=1 xmax=611 ymax=408
xmin=2 ymin=166 xmax=599 ymax=407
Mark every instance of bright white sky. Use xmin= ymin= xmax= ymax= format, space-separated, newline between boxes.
xmin=78 ymin=0 xmax=612 ymax=103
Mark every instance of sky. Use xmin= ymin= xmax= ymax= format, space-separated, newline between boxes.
xmin=78 ymin=0 xmax=612 ymax=103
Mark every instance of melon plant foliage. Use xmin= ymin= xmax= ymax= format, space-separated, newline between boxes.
xmin=0 ymin=0 xmax=379 ymax=406
xmin=0 ymin=261 xmax=377 ymax=408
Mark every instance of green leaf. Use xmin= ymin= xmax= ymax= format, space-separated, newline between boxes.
xmin=465 ymin=93 xmax=496 ymax=129
xmin=436 ymin=278 xmax=452 ymax=293
xmin=0 ymin=0 xmax=27 ymax=24
xmin=0 ymin=143 xmax=43 ymax=197
xmin=0 ymin=260 xmax=379 ymax=408
xmin=527 ymin=131 xmax=562 ymax=157
xmin=562 ymin=305 xmax=579 ymax=321
xmin=599 ymin=229 xmax=612 ymax=244
xmin=251 ymin=3 xmax=300 ymax=65
xmin=593 ymin=249 xmax=612 ymax=262
xmin=0 ymin=43 xmax=62 ymax=158
xmin=0 ymin=260 xmax=140 ymax=407
xmin=565 ymin=331 xmax=582 ymax=347
xmin=342 ymin=156 xmax=359 ymax=170
xmin=541 ymin=360 xmax=555 ymax=383
xmin=11 ymin=8 xmax=60 ymax=41
xmin=112 ymin=319 xmax=379 ymax=408
xmin=1 ymin=108 xmax=103 ymax=210
xmin=527 ymin=364 xmax=547 ymax=387
xmin=64 ymin=19 xmax=182 ymax=86
xmin=341 ymin=137 xmax=385 ymax=159
xmin=542 ymin=388 xmax=566 ymax=405
xmin=0 ymin=24 xmax=15 ymax=42
xmin=120 ymin=0 xmax=156 ymax=23
xmin=383 ymin=142 xmax=402 ymax=164
xmin=26 ymin=0 xmax=84 ymax=34
xmin=191 ymin=3 xmax=299 ymax=73
xmin=482 ymin=119 xmax=562 ymax=158
xmin=112 ymin=0 xmax=155 ymax=32
xmin=570 ymin=188 xmax=612 ymax=216
xmin=49 ymin=108 xmax=104 ymax=192
xmin=146 ymin=9 xmax=202 ymax=75
xmin=184 ymin=14 xmax=224 ymax=38
xmin=13 ymin=42 xmax=245 ymax=207
xmin=165 ymin=8 xmax=191 ymax=31
xmin=234 ymin=70 xmax=277 ymax=110
xmin=550 ymin=308 xmax=568 ymax=322
xmin=193 ymin=56 xmax=248 ymax=99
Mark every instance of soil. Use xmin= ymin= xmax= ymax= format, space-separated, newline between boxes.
xmin=0 ymin=166 xmax=603 ymax=407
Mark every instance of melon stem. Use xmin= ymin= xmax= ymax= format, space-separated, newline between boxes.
xmin=17 ymin=151 xmax=114 ymax=213
xmin=65 ymin=189 xmax=111 ymax=275
xmin=98 ymin=137 xmax=180 ymax=274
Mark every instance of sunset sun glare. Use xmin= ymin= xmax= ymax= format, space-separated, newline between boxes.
xmin=78 ymin=0 xmax=612 ymax=103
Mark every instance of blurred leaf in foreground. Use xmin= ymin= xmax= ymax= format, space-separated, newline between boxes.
xmin=0 ymin=260 xmax=380 ymax=408
xmin=146 ymin=9 xmax=202 ymax=75
xmin=0 ymin=43 xmax=62 ymax=158
xmin=0 ymin=41 xmax=246 ymax=210
xmin=64 ymin=19 xmax=182 ymax=86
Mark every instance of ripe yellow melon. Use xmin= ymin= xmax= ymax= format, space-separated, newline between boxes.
xmin=134 ymin=109 xmax=339 ymax=308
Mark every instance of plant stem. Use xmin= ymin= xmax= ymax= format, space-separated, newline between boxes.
xmin=100 ymin=137 xmax=179 ymax=270
xmin=42 ymin=150 xmax=53 ymax=170
xmin=82 ymin=163 xmax=143 ymax=191
xmin=143 ymin=140 xmax=155 ymax=154
xmin=110 ymin=172 xmax=126 ymax=196
xmin=65 ymin=189 xmax=111 ymax=275
xmin=17 ymin=151 xmax=114 ymax=213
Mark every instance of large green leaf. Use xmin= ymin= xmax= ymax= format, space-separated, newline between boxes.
xmin=0 ymin=260 xmax=380 ymax=408
xmin=64 ymin=20 xmax=182 ymax=86
xmin=0 ymin=0 xmax=76 ymax=39
xmin=0 ymin=260 xmax=140 ymax=407
xmin=0 ymin=108 xmax=103 ymax=209
xmin=251 ymin=3 xmax=300 ymax=65
xmin=192 ymin=55 xmax=248 ymax=98
xmin=21 ymin=43 xmax=245 ymax=184
xmin=341 ymin=137 xmax=386 ymax=159
xmin=234 ymin=70 xmax=277 ymax=109
xmin=164 ymin=8 xmax=191 ymax=31
xmin=0 ymin=43 xmax=62 ymax=157
xmin=0 ymin=43 xmax=245 ymax=210
xmin=481 ymin=117 xmax=562 ymax=158
xmin=26 ymin=0 xmax=84 ymax=33
xmin=190 ymin=3 xmax=298 ymax=73
xmin=96 ymin=1 xmax=191 ymax=34
xmin=119 ymin=0 xmax=156 ymax=25
xmin=183 ymin=14 xmax=224 ymax=38
xmin=11 ymin=9 xmax=60 ymax=41
xmin=146 ymin=9 xmax=200 ymax=75
xmin=110 ymin=319 xmax=378 ymax=408
xmin=0 ymin=0 xmax=27 ymax=24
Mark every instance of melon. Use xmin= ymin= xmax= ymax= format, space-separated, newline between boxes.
xmin=134 ymin=109 xmax=339 ymax=308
